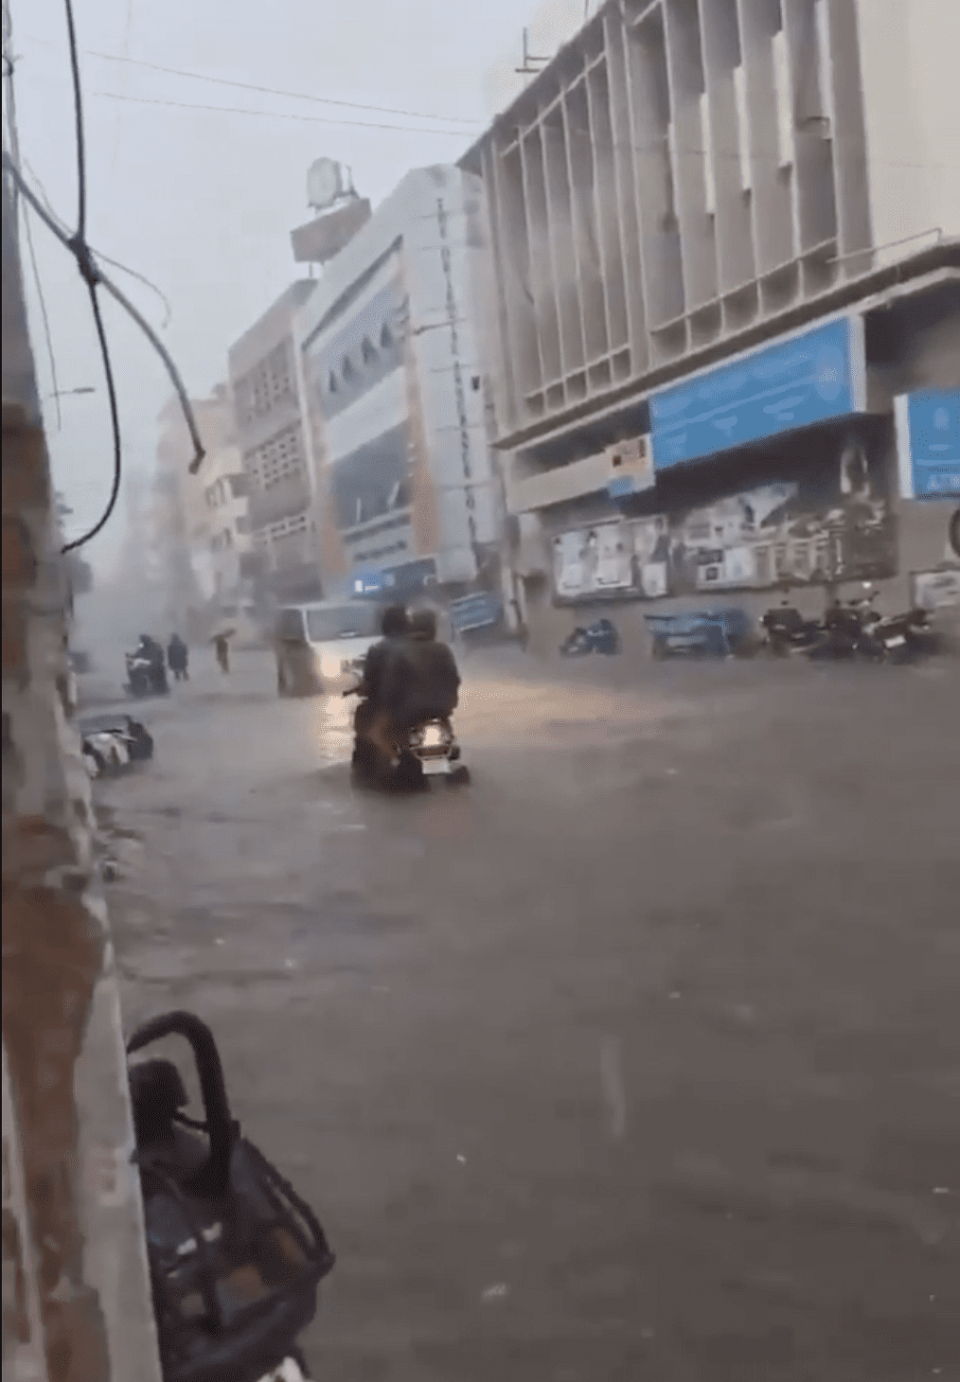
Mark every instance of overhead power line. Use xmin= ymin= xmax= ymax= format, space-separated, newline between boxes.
xmin=88 ymin=87 xmax=480 ymax=136
xmin=84 ymin=47 xmax=482 ymax=127
xmin=19 ymin=155 xmax=173 ymax=327
xmin=22 ymin=33 xmax=482 ymax=127
xmin=2 ymin=0 xmax=205 ymax=552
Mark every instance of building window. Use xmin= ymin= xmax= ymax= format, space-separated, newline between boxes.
xmin=342 ymin=355 xmax=357 ymax=382
xmin=380 ymin=323 xmax=394 ymax=350
xmin=245 ymin=424 xmax=305 ymax=491
xmin=361 ymin=337 xmax=378 ymax=364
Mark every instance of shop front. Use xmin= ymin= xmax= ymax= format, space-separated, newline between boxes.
xmin=547 ymin=315 xmax=899 ymax=612
xmin=549 ymin=417 xmax=896 ymax=608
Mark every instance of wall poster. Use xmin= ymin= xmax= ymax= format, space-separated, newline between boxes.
xmin=551 ymin=421 xmax=896 ymax=605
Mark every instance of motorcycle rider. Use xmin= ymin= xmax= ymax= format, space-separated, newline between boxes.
xmin=351 ymin=605 xmax=411 ymax=775
xmin=133 ymin=634 xmax=168 ymax=694
xmin=386 ymin=608 xmax=461 ymax=740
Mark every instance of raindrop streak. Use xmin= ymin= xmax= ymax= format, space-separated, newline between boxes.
xmin=600 ymin=1037 xmax=627 ymax=1140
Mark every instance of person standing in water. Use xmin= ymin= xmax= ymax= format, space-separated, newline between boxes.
xmin=167 ymin=633 xmax=189 ymax=682
xmin=212 ymin=632 xmax=231 ymax=675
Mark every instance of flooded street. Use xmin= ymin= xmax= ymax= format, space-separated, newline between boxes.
xmin=93 ymin=652 xmax=960 ymax=1382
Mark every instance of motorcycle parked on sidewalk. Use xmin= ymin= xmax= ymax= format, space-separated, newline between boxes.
xmin=127 ymin=1011 xmax=335 ymax=1382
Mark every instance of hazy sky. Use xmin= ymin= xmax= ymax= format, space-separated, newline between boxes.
xmin=5 ymin=0 xmax=589 ymax=568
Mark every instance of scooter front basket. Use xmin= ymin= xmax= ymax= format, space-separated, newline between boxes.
xmin=128 ymin=1012 xmax=335 ymax=1382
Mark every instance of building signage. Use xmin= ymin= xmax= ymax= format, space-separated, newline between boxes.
xmin=894 ymin=390 xmax=960 ymax=500
xmin=449 ymin=591 xmax=502 ymax=633
xmin=550 ymin=422 xmax=895 ymax=606
xmin=604 ymin=436 xmax=655 ymax=498
xmin=649 ymin=316 xmax=866 ymax=470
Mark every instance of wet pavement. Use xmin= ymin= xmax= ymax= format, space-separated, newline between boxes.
xmin=91 ymin=650 xmax=960 ymax=1382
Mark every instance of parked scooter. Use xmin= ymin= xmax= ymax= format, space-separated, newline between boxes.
xmin=127 ymin=1011 xmax=334 ymax=1382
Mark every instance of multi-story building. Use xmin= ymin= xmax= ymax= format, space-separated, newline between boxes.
xmin=292 ymin=165 xmax=503 ymax=625
xmin=196 ymin=439 xmax=253 ymax=605
xmin=227 ymin=281 xmax=319 ymax=605
xmin=461 ymin=0 xmax=960 ymax=653
xmin=151 ymin=386 xmax=259 ymax=639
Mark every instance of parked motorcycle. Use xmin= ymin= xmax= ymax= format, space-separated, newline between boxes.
xmin=127 ymin=1011 xmax=335 ymax=1382
xmin=559 ymin=618 xmax=621 ymax=658
xmin=760 ymin=601 xmax=823 ymax=656
xmin=806 ymin=589 xmax=879 ymax=660
xmin=857 ymin=605 xmax=942 ymax=664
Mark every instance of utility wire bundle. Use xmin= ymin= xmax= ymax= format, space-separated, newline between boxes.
xmin=2 ymin=0 xmax=204 ymax=554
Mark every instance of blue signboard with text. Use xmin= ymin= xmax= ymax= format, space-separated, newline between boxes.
xmin=895 ymin=390 xmax=960 ymax=500
xmin=649 ymin=316 xmax=866 ymax=470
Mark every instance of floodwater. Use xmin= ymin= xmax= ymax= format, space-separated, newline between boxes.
xmin=91 ymin=649 xmax=960 ymax=1382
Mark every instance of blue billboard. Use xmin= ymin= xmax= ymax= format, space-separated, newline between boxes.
xmin=895 ymin=390 xmax=960 ymax=500
xmin=649 ymin=316 xmax=866 ymax=470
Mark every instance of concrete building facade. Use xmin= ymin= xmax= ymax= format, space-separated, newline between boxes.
xmin=151 ymin=387 xmax=256 ymax=641
xmin=461 ymin=0 xmax=960 ymax=655
xmin=292 ymin=166 xmax=503 ymax=619
xmin=227 ymin=281 xmax=320 ymax=605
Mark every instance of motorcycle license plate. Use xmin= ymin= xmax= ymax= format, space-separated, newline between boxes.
xmin=421 ymin=756 xmax=449 ymax=776
xmin=256 ymin=1359 xmax=308 ymax=1382
xmin=885 ymin=635 xmax=906 ymax=648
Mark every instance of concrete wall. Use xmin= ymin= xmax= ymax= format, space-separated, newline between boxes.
xmin=2 ymin=174 xmax=162 ymax=1382
xmin=465 ymin=0 xmax=896 ymax=443
xmin=855 ymin=0 xmax=960 ymax=264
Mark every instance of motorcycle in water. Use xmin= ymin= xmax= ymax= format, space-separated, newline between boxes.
xmin=346 ymin=685 xmax=470 ymax=791
xmin=127 ymin=1011 xmax=335 ymax=1382
xmin=807 ymin=588 xmax=879 ymax=660
xmin=857 ymin=605 xmax=942 ymax=664
xmin=559 ymin=618 xmax=621 ymax=658
xmin=82 ymin=715 xmax=154 ymax=778
xmin=125 ymin=647 xmax=169 ymax=698
xmin=760 ymin=601 xmax=823 ymax=657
